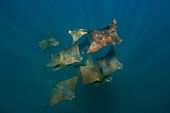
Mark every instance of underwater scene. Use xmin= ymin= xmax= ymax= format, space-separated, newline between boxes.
xmin=0 ymin=0 xmax=170 ymax=113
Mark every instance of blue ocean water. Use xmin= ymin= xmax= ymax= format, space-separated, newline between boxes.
xmin=0 ymin=0 xmax=170 ymax=113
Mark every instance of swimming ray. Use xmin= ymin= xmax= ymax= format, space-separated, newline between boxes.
xmin=47 ymin=75 xmax=79 ymax=107
xmin=80 ymin=59 xmax=103 ymax=85
xmin=87 ymin=19 xmax=122 ymax=54
xmin=78 ymin=37 xmax=90 ymax=54
xmin=68 ymin=29 xmax=88 ymax=43
xmin=38 ymin=32 xmax=59 ymax=51
xmin=97 ymin=46 xmax=123 ymax=76
xmin=93 ymin=75 xmax=113 ymax=88
xmin=47 ymin=43 xmax=83 ymax=70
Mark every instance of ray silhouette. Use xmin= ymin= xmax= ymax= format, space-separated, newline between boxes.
xmin=97 ymin=46 xmax=123 ymax=76
xmin=87 ymin=19 xmax=122 ymax=54
xmin=78 ymin=37 xmax=90 ymax=54
xmin=47 ymin=43 xmax=83 ymax=70
xmin=47 ymin=75 xmax=79 ymax=107
xmin=93 ymin=76 xmax=113 ymax=88
xmin=80 ymin=55 xmax=103 ymax=85
xmin=38 ymin=32 xmax=59 ymax=51
xmin=68 ymin=29 xmax=88 ymax=43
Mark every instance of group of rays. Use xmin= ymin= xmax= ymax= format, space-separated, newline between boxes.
xmin=38 ymin=19 xmax=123 ymax=107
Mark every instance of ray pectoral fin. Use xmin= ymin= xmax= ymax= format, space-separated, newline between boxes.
xmin=87 ymin=46 xmax=99 ymax=54
xmin=47 ymin=85 xmax=67 ymax=107
xmin=47 ymin=94 xmax=66 ymax=108
xmin=87 ymin=43 xmax=96 ymax=54
xmin=64 ymin=75 xmax=79 ymax=91
xmin=102 ymin=19 xmax=116 ymax=33
xmin=47 ymin=87 xmax=75 ymax=108
xmin=87 ymin=37 xmax=104 ymax=54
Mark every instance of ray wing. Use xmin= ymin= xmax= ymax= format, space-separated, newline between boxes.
xmin=69 ymin=29 xmax=88 ymax=43
xmin=64 ymin=75 xmax=79 ymax=91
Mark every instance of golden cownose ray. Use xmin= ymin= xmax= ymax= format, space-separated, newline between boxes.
xmin=93 ymin=76 xmax=113 ymax=88
xmin=46 ymin=43 xmax=83 ymax=70
xmin=80 ymin=55 xmax=103 ymax=85
xmin=38 ymin=32 xmax=59 ymax=51
xmin=47 ymin=75 xmax=79 ymax=107
xmin=97 ymin=46 xmax=123 ymax=76
xmin=87 ymin=19 xmax=122 ymax=54
xmin=68 ymin=29 xmax=88 ymax=43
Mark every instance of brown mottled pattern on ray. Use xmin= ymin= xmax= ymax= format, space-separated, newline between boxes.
xmin=87 ymin=19 xmax=122 ymax=54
